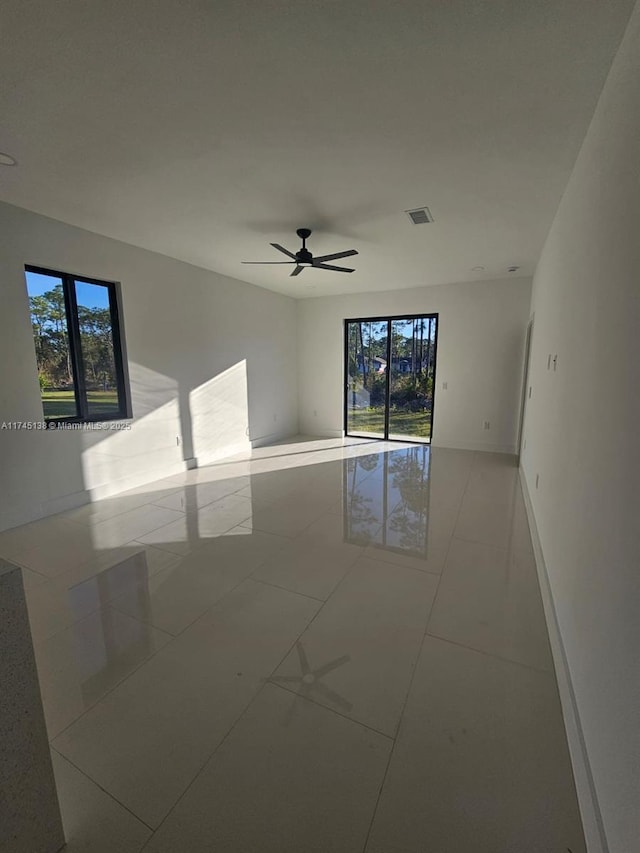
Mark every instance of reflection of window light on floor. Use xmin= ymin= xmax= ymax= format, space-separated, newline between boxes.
xmin=225 ymin=526 xmax=251 ymax=536
xmin=343 ymin=445 xmax=431 ymax=558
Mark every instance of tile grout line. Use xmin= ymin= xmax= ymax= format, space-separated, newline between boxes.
xmin=450 ymin=532 xmax=534 ymax=555
xmin=147 ymin=483 xmax=254 ymax=515
xmin=423 ymin=630 xmax=555 ymax=676
xmin=51 ymin=746 xmax=156 ymax=833
xmin=423 ymin=453 xmax=479 ymax=640
xmin=423 ymin=460 xmax=543 ymax=674
xmin=359 ymin=450 xmax=475 ymax=853
xmin=61 ymin=489 xmax=185 ymax=529
xmin=31 ymin=443 xmax=508 ymax=850
xmin=138 ymin=524 xmax=382 ymax=851
xmin=269 ymin=681 xmax=395 ymax=742
xmin=362 ymin=551 xmax=444 ymax=577
xmin=137 ymin=679 xmax=310 ymax=847
xmin=47 ymin=504 xmax=344 ymax=752
xmin=52 ymin=559 xmax=329 ymax=841
xmin=50 ymin=605 xmax=174 ymax=743
xmin=138 ymin=525 xmax=365 ymax=845
xmin=249 ymin=575 xmax=326 ymax=603
xmin=135 ymin=522 xmax=355 ymax=849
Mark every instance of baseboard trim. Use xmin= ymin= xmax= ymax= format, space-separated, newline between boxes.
xmin=250 ymin=428 xmax=300 ymax=448
xmin=431 ymin=437 xmax=516 ymax=454
xmin=87 ymin=459 xmax=189 ymax=501
xmin=519 ymin=470 xmax=609 ymax=853
xmin=298 ymin=426 xmax=344 ymax=439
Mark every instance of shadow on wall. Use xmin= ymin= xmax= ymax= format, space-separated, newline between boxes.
xmin=78 ymin=360 xmax=251 ymax=502
xmin=0 ymin=359 xmax=253 ymax=531
xmin=189 ymin=361 xmax=250 ymax=467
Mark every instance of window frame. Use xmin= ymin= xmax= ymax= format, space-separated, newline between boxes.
xmin=343 ymin=312 xmax=440 ymax=443
xmin=25 ymin=265 xmax=131 ymax=424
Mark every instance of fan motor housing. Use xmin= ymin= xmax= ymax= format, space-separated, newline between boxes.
xmin=297 ymin=248 xmax=313 ymax=263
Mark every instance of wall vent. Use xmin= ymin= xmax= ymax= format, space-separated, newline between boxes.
xmin=405 ymin=207 xmax=434 ymax=225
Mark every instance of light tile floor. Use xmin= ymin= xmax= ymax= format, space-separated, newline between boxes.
xmin=0 ymin=437 xmax=586 ymax=852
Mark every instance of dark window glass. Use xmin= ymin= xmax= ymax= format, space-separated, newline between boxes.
xmin=75 ymin=280 xmax=121 ymax=417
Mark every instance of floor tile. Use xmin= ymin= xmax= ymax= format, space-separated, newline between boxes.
xmin=152 ymin=477 xmax=248 ymax=512
xmin=243 ymin=496 xmax=331 ymax=538
xmin=35 ymin=607 xmax=170 ymax=738
xmin=53 ymin=580 xmax=320 ymax=828
xmin=363 ymin=499 xmax=457 ymax=574
xmin=110 ymin=538 xmax=269 ymax=635
xmin=0 ymin=515 xmax=81 ymax=562
xmin=454 ymin=487 xmax=531 ymax=551
xmin=125 ymin=543 xmax=183 ymax=576
xmin=18 ymin=565 xmax=49 ymax=589
xmin=234 ymin=474 xmax=294 ymax=506
xmin=65 ymin=550 xmax=171 ymax=612
xmin=47 ymin=544 xmax=156 ymax=590
xmin=90 ymin=504 xmax=185 ymax=550
xmin=52 ymin=751 xmax=151 ymax=852
xmin=133 ymin=515 xmax=206 ymax=556
xmin=1 ymin=440 xmax=579 ymax=851
xmin=252 ymin=532 xmax=362 ymax=600
xmin=308 ymin=508 xmax=380 ymax=547
xmin=188 ymin=494 xmax=254 ymax=534
xmin=1 ymin=520 xmax=105 ymax=578
xmin=64 ymin=492 xmax=168 ymax=526
xmin=465 ymin=457 xmax=521 ymax=505
xmin=24 ymin=550 xmax=170 ymax=643
xmin=365 ymin=636 xmax=585 ymax=853
xmin=427 ymin=538 xmax=553 ymax=671
xmin=426 ymin=448 xmax=474 ymax=507
xmin=272 ymin=557 xmax=439 ymax=736
xmin=145 ymin=683 xmax=391 ymax=853
xmin=136 ymin=495 xmax=254 ymax=554
xmin=25 ymin=577 xmax=101 ymax=644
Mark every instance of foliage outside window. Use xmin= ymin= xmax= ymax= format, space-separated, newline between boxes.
xmin=25 ymin=266 xmax=129 ymax=422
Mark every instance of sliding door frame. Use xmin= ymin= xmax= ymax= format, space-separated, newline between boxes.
xmin=343 ymin=312 xmax=439 ymax=443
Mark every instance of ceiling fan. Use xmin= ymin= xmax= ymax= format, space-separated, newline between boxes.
xmin=242 ymin=228 xmax=358 ymax=277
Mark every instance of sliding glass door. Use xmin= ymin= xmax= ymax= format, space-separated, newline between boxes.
xmin=344 ymin=320 xmax=388 ymax=438
xmin=345 ymin=314 xmax=438 ymax=443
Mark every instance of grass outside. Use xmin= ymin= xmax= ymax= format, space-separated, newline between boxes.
xmin=41 ymin=389 xmax=119 ymax=419
xmin=348 ymin=408 xmax=431 ymax=438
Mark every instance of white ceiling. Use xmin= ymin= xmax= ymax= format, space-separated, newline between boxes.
xmin=0 ymin=0 xmax=635 ymax=298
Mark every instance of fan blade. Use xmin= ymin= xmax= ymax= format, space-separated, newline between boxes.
xmin=313 ymin=263 xmax=355 ymax=273
xmin=270 ymin=243 xmax=298 ymax=260
xmin=312 ymin=249 xmax=358 ymax=263
xmin=290 ymin=265 xmax=304 ymax=277
xmin=241 ymin=261 xmax=296 ymax=264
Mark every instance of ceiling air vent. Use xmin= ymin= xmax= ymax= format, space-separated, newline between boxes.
xmin=405 ymin=207 xmax=434 ymax=225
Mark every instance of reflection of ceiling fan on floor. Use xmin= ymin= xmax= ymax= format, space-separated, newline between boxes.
xmin=242 ymin=228 xmax=358 ymax=277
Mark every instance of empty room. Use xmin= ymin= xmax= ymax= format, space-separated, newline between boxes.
xmin=0 ymin=2 xmax=638 ymax=852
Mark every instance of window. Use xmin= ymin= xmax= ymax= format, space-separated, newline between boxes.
xmin=344 ymin=314 xmax=438 ymax=443
xmin=25 ymin=266 xmax=129 ymax=422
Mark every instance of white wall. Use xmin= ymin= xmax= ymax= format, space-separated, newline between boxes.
xmin=297 ymin=277 xmax=532 ymax=453
xmin=0 ymin=202 xmax=298 ymax=531
xmin=520 ymin=4 xmax=640 ymax=852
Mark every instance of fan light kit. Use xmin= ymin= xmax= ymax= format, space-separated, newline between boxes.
xmin=242 ymin=228 xmax=358 ymax=277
